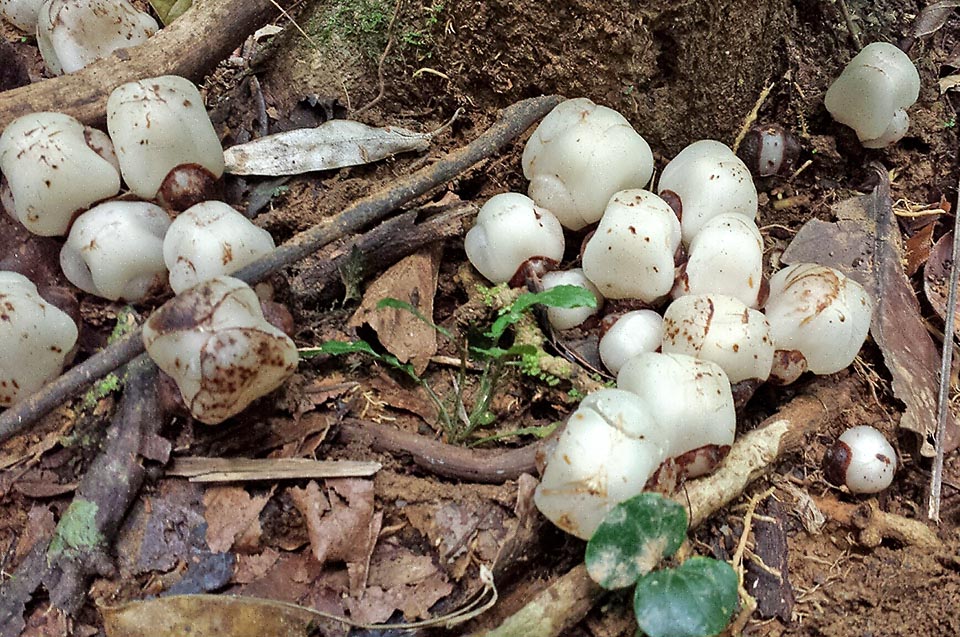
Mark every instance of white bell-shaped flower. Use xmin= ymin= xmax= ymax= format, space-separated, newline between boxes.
xmin=597 ymin=309 xmax=663 ymax=375
xmin=0 ymin=271 xmax=78 ymax=406
xmin=464 ymin=192 xmax=564 ymax=284
xmin=657 ymin=140 xmax=758 ymax=244
xmin=824 ymin=42 xmax=920 ymax=148
xmin=764 ymin=263 xmax=873 ymax=375
xmin=540 ymin=269 xmax=603 ymax=330
xmin=581 ymin=189 xmax=680 ymax=302
xmin=60 ymin=201 xmax=170 ymax=301
xmin=142 ymin=276 xmax=299 ymax=425
xmin=534 ymin=388 xmax=667 ymax=539
xmin=37 ymin=0 xmax=158 ymax=75
xmin=661 ymin=294 xmax=774 ymax=383
xmin=617 ymin=352 xmax=735 ymax=477
xmin=0 ymin=112 xmax=120 ymax=236
xmin=107 ymin=75 xmax=224 ymax=205
xmin=522 ymin=98 xmax=654 ymax=230
xmin=163 ymin=201 xmax=275 ymax=293
xmin=676 ymin=213 xmax=764 ymax=308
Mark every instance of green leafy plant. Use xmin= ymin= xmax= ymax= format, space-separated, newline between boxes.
xmin=301 ymin=284 xmax=596 ymax=443
xmin=585 ymin=493 xmax=738 ymax=637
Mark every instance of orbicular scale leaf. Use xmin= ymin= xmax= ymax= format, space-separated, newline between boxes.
xmin=633 ymin=557 xmax=738 ymax=637
xmin=584 ymin=493 xmax=687 ymax=590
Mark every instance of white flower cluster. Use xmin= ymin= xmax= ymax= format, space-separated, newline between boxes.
xmin=464 ymin=97 xmax=881 ymax=535
xmin=0 ymin=75 xmax=293 ymax=423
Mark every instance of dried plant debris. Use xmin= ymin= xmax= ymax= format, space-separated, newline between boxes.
xmin=781 ymin=164 xmax=958 ymax=454
xmin=287 ymin=478 xmax=382 ymax=597
xmin=101 ymin=594 xmax=317 ymax=637
xmin=223 ymin=118 xmax=442 ymax=176
xmin=924 ymin=231 xmax=960 ymax=323
xmin=348 ymin=247 xmax=442 ymax=375
xmin=202 ymin=486 xmax=270 ymax=553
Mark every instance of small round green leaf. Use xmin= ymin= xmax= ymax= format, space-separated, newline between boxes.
xmin=633 ymin=557 xmax=738 ymax=637
xmin=585 ymin=493 xmax=688 ymax=589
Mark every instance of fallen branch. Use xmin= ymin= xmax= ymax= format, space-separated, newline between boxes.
xmin=0 ymin=95 xmax=562 ymax=444
xmin=0 ymin=0 xmax=284 ymax=130
xmin=43 ymin=358 xmax=163 ymax=613
xmin=291 ymin=202 xmax=475 ymax=305
xmin=336 ymin=418 xmax=540 ymax=483
xmin=0 ymin=357 xmax=163 ymax=625
xmin=470 ymin=376 xmax=854 ymax=637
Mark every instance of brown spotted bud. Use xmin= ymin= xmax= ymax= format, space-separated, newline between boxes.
xmin=823 ymin=425 xmax=896 ymax=494
xmin=737 ymin=124 xmax=801 ymax=177
xmin=142 ymin=276 xmax=299 ymax=424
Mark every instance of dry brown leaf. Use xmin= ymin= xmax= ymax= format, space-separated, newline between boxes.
xmin=781 ymin=166 xmax=959 ymax=454
xmin=904 ymin=221 xmax=936 ymax=276
xmin=101 ymin=594 xmax=317 ymax=637
xmin=344 ymin=537 xmax=453 ymax=623
xmin=13 ymin=505 xmax=56 ymax=564
xmin=22 ymin=604 xmax=68 ymax=637
xmin=232 ymin=548 xmax=281 ymax=585
xmin=912 ymin=1 xmax=960 ymax=38
xmin=114 ymin=481 xmax=207 ymax=577
xmin=924 ymin=231 xmax=959 ymax=324
xmin=287 ymin=478 xmax=382 ymax=597
xmin=203 ymin=487 xmax=270 ymax=553
xmin=365 ymin=371 xmax=440 ymax=422
xmin=348 ymin=247 xmax=442 ymax=375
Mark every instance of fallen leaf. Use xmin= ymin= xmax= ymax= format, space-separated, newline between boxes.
xmin=22 ymin=603 xmax=68 ymax=637
xmin=365 ymin=371 xmax=440 ymax=422
xmin=114 ymin=481 xmax=235 ymax=595
xmin=202 ymin=486 xmax=270 ymax=553
xmin=912 ymin=1 xmax=960 ymax=38
xmin=235 ymin=551 xmax=324 ymax=602
xmin=224 ymin=119 xmax=436 ymax=176
xmin=905 ymin=220 xmax=937 ymax=276
xmin=287 ymin=479 xmax=382 ymax=596
xmin=147 ymin=0 xmax=191 ymax=25
xmin=939 ymin=74 xmax=960 ymax=94
xmin=12 ymin=469 xmax=76 ymax=498
xmin=13 ymin=505 xmax=56 ymax=564
xmin=349 ymin=247 xmax=442 ymax=375
xmin=344 ymin=537 xmax=454 ymax=623
xmin=101 ymin=594 xmax=317 ymax=637
xmin=115 ymin=481 xmax=206 ymax=575
xmin=924 ymin=231 xmax=960 ymax=324
xmin=232 ymin=548 xmax=281 ymax=585
xmin=782 ymin=165 xmax=958 ymax=454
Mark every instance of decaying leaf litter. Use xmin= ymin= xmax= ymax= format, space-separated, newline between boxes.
xmin=2 ymin=0 xmax=960 ymax=635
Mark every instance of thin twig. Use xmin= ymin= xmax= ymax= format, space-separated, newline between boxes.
xmin=0 ymin=95 xmax=562 ymax=445
xmin=732 ymin=82 xmax=774 ymax=152
xmin=353 ymin=0 xmax=403 ymax=117
xmin=836 ymin=0 xmax=864 ymax=50
xmin=928 ymin=185 xmax=960 ymax=521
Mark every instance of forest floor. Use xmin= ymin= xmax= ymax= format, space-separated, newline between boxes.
xmin=2 ymin=0 xmax=960 ymax=636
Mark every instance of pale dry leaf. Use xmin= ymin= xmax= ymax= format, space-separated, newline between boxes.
xmin=939 ymin=74 xmax=960 ymax=94
xmin=232 ymin=548 xmax=281 ymax=585
xmin=224 ymin=120 xmax=432 ymax=176
xmin=344 ymin=537 xmax=453 ymax=623
xmin=101 ymin=595 xmax=316 ymax=637
xmin=923 ymin=231 xmax=959 ymax=322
